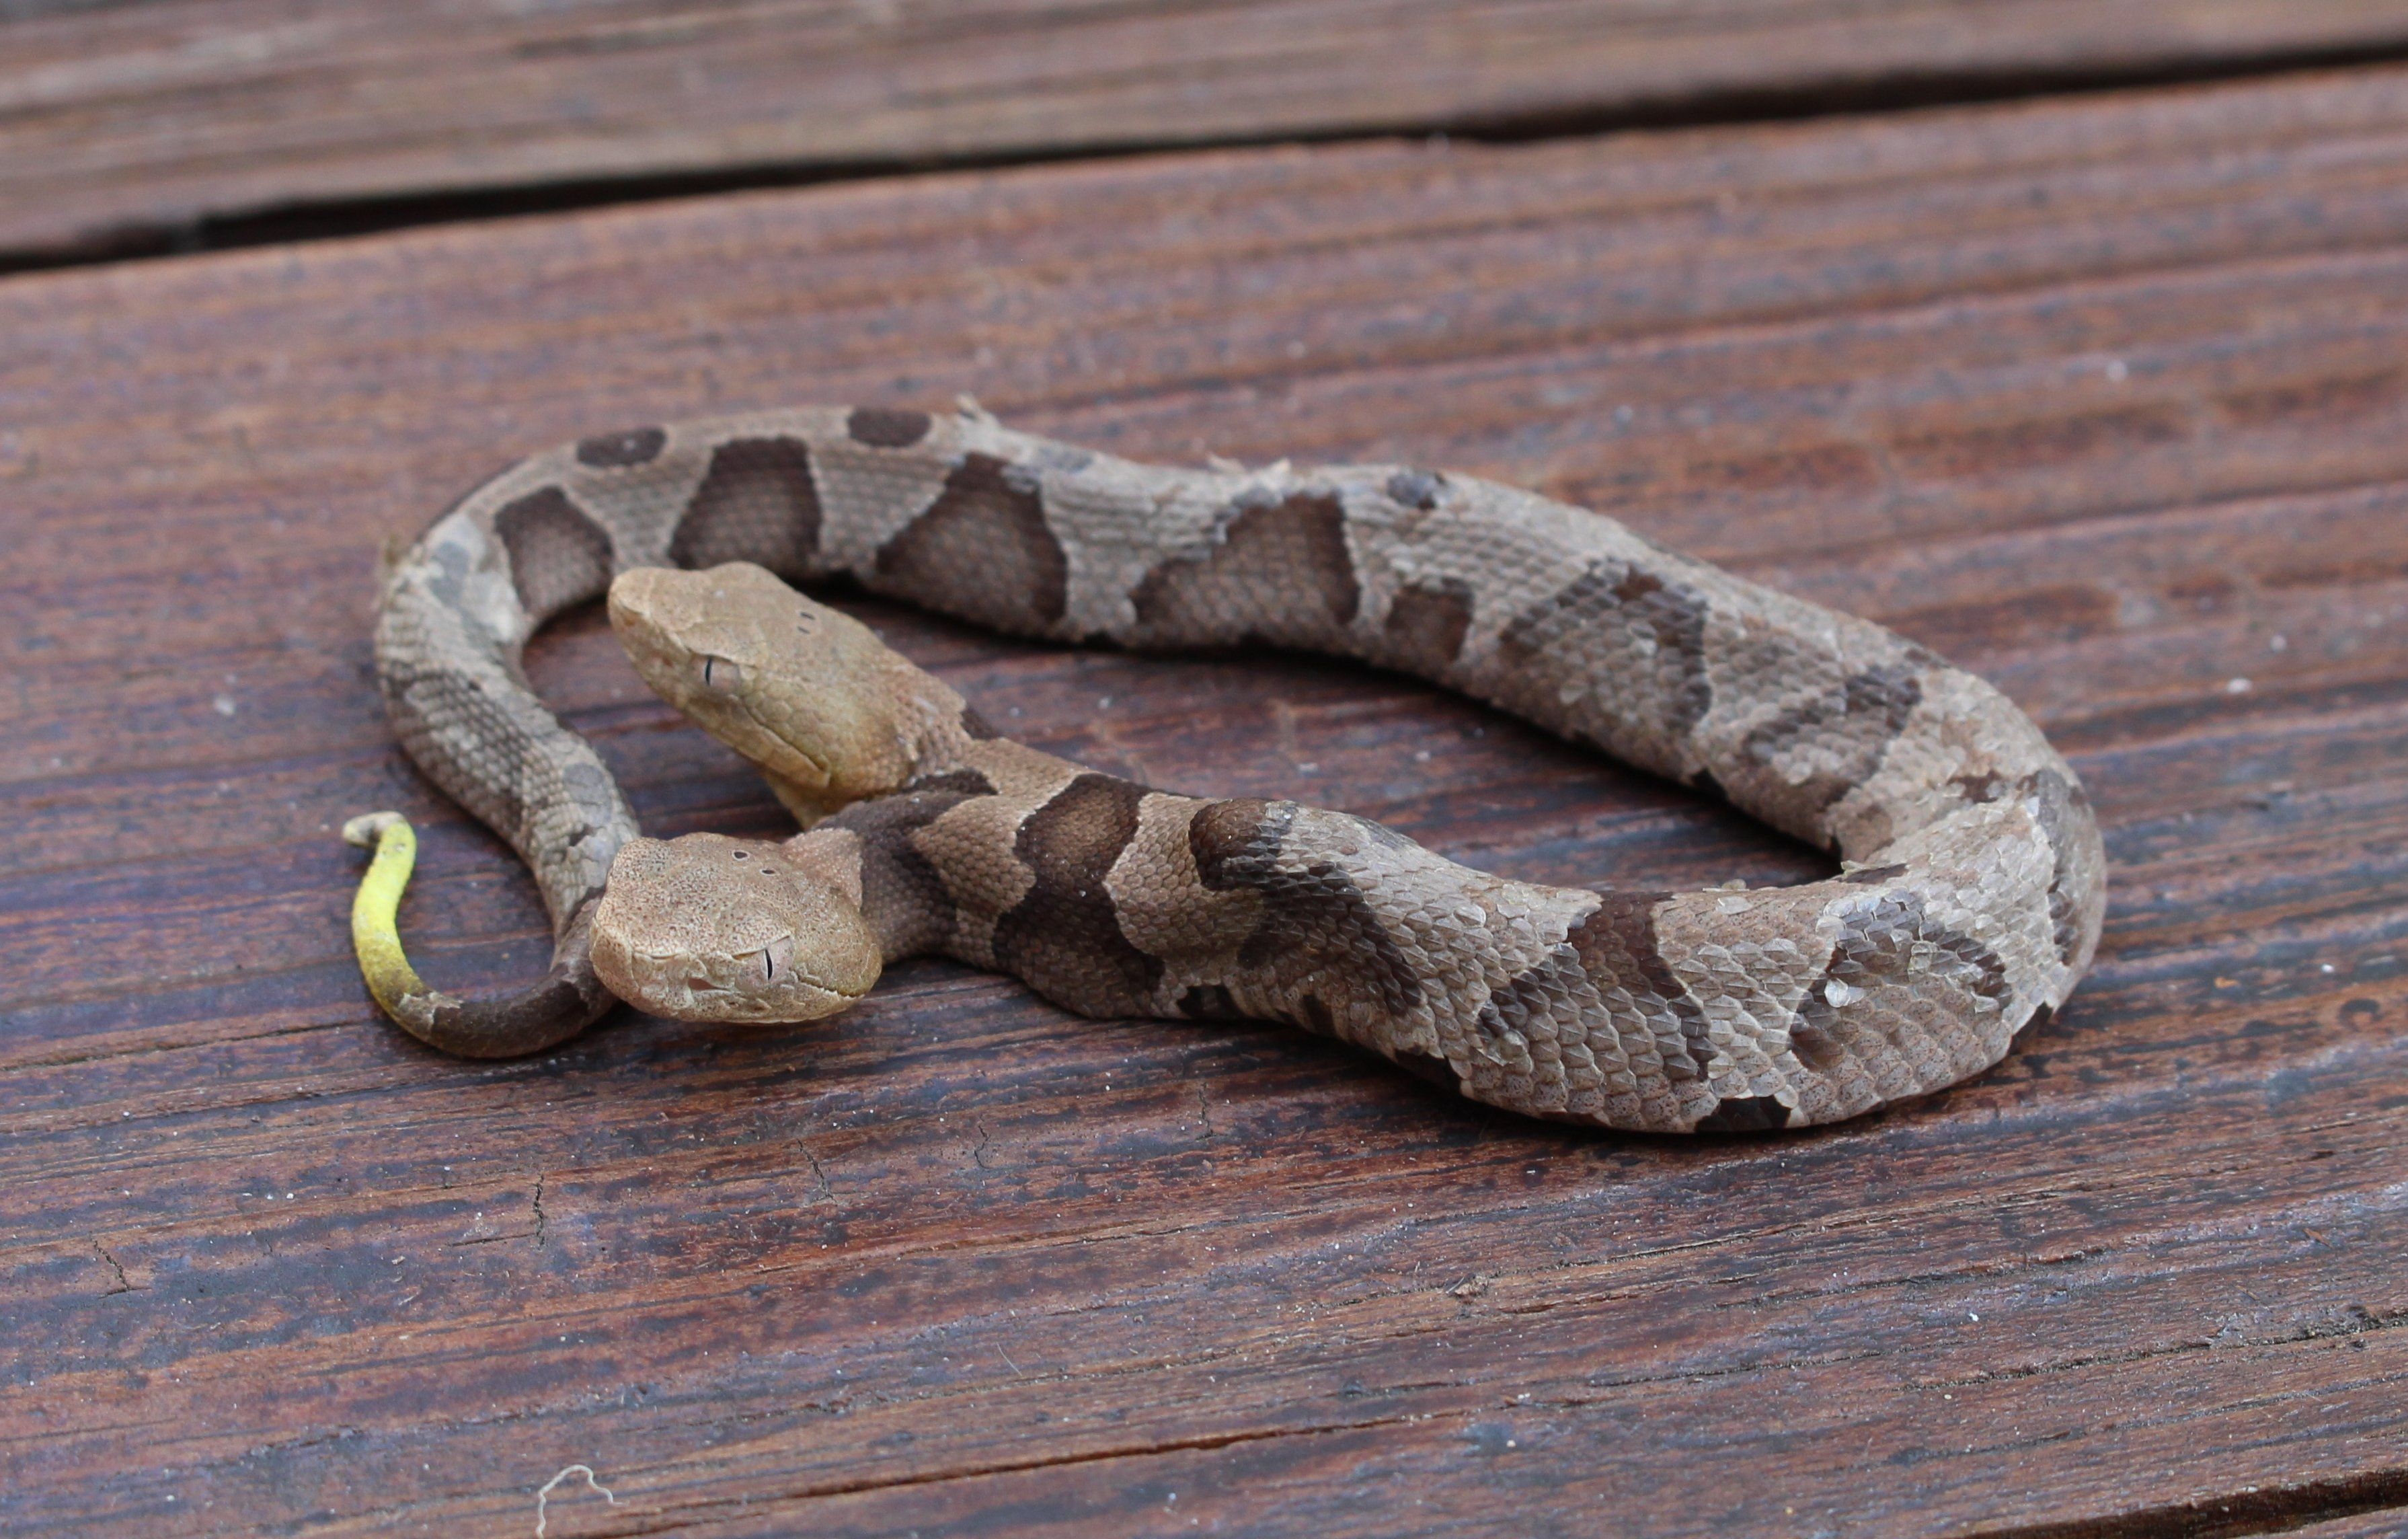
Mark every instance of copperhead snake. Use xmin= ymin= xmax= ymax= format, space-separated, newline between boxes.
xmin=350 ymin=402 xmax=2103 ymax=1134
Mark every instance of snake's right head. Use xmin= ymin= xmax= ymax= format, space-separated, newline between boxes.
xmin=610 ymin=563 xmax=967 ymax=821
xmin=592 ymin=832 xmax=882 ymax=1024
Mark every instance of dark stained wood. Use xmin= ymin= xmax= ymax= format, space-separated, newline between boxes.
xmin=11 ymin=0 xmax=2408 ymax=263
xmin=4 ymin=59 xmax=2408 ymax=1537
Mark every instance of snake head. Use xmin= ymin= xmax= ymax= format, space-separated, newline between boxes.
xmin=610 ymin=562 xmax=964 ymax=820
xmin=592 ymin=832 xmax=882 ymax=1023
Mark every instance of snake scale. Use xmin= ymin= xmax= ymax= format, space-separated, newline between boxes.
xmin=362 ymin=401 xmax=2103 ymax=1133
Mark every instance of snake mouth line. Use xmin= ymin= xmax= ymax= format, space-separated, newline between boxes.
xmin=731 ymin=695 xmax=835 ymax=792
xmin=594 ymin=945 xmax=871 ymax=1024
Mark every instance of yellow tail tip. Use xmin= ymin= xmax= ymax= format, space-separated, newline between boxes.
xmin=344 ymin=811 xmax=429 ymax=1022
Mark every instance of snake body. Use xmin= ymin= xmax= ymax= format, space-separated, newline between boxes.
xmin=368 ymin=402 xmax=2103 ymax=1131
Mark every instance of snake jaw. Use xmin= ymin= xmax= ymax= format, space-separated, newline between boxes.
xmin=609 ymin=965 xmax=865 ymax=1024
xmin=731 ymin=693 xmax=836 ymax=793
xmin=594 ymin=932 xmax=871 ymax=1024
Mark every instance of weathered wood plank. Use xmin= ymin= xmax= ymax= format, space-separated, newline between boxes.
xmin=11 ymin=0 xmax=2408 ymax=262
xmin=3 ymin=63 xmax=2406 ymax=1536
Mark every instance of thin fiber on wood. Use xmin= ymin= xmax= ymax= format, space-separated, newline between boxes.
xmin=1 ymin=61 xmax=2404 ymax=1536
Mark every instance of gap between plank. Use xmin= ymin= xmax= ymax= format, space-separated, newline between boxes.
xmin=11 ymin=42 xmax=2408 ymax=280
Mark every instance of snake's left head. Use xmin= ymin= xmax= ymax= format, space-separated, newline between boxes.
xmin=592 ymin=831 xmax=882 ymax=1023
xmin=610 ymin=562 xmax=965 ymax=821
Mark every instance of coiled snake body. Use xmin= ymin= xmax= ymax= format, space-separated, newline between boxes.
xmin=358 ymin=402 xmax=2103 ymax=1133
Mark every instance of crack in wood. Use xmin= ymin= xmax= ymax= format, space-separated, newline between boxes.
xmin=89 ymin=1238 xmax=135 ymax=1297
xmin=1968 ymin=1467 xmax=2408 ymax=1539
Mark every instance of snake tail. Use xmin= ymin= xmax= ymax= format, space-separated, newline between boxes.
xmin=340 ymin=811 xmax=612 ymax=1057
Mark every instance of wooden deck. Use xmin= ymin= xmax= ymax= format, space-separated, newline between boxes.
xmin=3 ymin=6 xmax=2405 ymax=1536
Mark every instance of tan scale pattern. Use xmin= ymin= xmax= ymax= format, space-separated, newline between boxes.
xmin=372 ymin=404 xmax=2104 ymax=1129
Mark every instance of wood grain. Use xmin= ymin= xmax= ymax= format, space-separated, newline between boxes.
xmin=3 ymin=60 xmax=2407 ymax=1536
xmin=11 ymin=0 xmax=2408 ymax=263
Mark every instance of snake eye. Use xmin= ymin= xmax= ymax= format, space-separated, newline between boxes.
xmin=699 ymin=655 xmax=742 ymax=691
